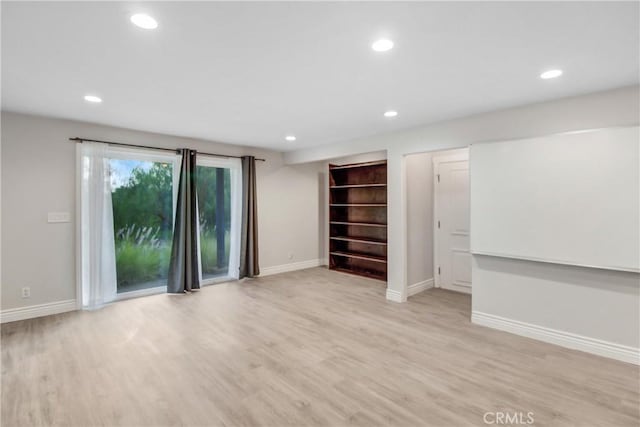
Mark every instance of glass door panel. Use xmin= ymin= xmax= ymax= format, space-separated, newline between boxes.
xmin=196 ymin=166 xmax=231 ymax=280
xmin=110 ymin=159 xmax=175 ymax=293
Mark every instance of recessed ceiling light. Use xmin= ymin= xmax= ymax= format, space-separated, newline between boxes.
xmin=285 ymin=135 xmax=296 ymax=142
xmin=384 ymin=110 xmax=398 ymax=118
xmin=372 ymin=39 xmax=394 ymax=52
xmin=540 ymin=69 xmax=563 ymax=79
xmin=84 ymin=95 xmax=102 ymax=103
xmin=130 ymin=13 xmax=158 ymax=30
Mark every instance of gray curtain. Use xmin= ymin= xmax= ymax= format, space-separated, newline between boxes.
xmin=239 ymin=156 xmax=260 ymax=278
xmin=167 ymin=149 xmax=200 ymax=293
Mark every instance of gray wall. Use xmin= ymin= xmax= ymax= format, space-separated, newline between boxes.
xmin=473 ymin=256 xmax=640 ymax=348
xmin=1 ymin=112 xmax=323 ymax=310
xmin=405 ymin=152 xmax=433 ymax=286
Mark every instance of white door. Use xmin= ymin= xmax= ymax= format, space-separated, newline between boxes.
xmin=435 ymin=158 xmax=471 ymax=294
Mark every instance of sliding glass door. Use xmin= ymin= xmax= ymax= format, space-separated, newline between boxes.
xmin=108 ymin=149 xmax=179 ymax=295
xmin=81 ymin=145 xmax=241 ymax=305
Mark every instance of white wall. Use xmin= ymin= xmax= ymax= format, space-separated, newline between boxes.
xmin=405 ymin=152 xmax=433 ymax=287
xmin=470 ymin=127 xmax=639 ymax=272
xmin=1 ymin=112 xmax=323 ymax=311
xmin=287 ymin=85 xmax=640 ymax=361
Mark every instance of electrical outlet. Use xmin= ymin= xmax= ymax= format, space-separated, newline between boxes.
xmin=48 ymin=212 xmax=70 ymax=223
xmin=21 ymin=287 xmax=30 ymax=299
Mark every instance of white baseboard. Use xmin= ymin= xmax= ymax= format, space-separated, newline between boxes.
xmin=386 ymin=288 xmax=406 ymax=303
xmin=259 ymin=258 xmax=323 ymax=277
xmin=1 ymin=299 xmax=77 ymax=324
xmin=408 ymin=278 xmax=434 ymax=297
xmin=472 ymin=311 xmax=639 ymax=365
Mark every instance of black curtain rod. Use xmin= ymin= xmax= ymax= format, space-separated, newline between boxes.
xmin=69 ymin=137 xmax=266 ymax=162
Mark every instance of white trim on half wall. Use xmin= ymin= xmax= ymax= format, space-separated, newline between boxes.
xmin=472 ymin=311 xmax=639 ymax=365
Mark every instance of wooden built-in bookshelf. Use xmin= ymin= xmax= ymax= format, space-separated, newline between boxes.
xmin=328 ymin=160 xmax=387 ymax=281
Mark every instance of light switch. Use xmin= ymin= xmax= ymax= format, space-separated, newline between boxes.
xmin=48 ymin=212 xmax=70 ymax=223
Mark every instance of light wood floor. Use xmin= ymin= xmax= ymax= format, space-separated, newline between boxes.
xmin=2 ymin=268 xmax=638 ymax=426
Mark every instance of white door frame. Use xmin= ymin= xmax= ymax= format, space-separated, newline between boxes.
xmin=432 ymin=149 xmax=469 ymax=289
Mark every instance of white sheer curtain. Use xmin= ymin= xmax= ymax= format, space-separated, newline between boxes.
xmin=81 ymin=142 xmax=117 ymax=309
xmin=227 ymin=158 xmax=242 ymax=279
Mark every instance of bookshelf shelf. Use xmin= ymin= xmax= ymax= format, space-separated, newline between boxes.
xmin=329 ymin=221 xmax=387 ymax=227
xmin=330 ymin=236 xmax=388 ymax=245
xmin=330 ymin=184 xmax=387 ymax=189
xmin=330 ymin=204 xmax=387 ymax=207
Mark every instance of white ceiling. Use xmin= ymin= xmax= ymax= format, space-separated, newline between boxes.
xmin=2 ymin=2 xmax=638 ymax=152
